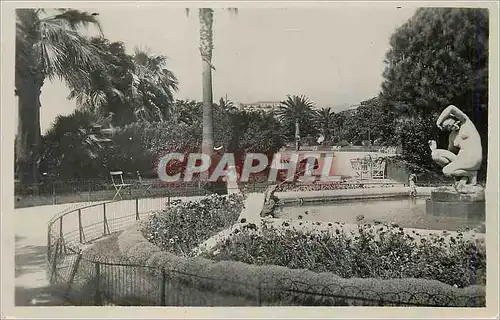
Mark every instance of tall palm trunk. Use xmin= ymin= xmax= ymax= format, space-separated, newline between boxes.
xmin=198 ymin=8 xmax=228 ymax=194
xmin=15 ymin=69 xmax=43 ymax=184
xmin=199 ymin=8 xmax=214 ymax=157
xmin=295 ymin=119 xmax=300 ymax=151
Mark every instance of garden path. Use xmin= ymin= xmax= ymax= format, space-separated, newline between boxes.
xmin=13 ymin=195 xmax=204 ymax=306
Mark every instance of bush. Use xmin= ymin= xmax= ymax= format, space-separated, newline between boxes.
xmin=202 ymin=221 xmax=486 ymax=288
xmin=141 ymin=194 xmax=245 ymax=256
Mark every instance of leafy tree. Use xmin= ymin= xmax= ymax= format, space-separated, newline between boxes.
xmin=276 ymin=95 xmax=318 ymax=150
xmin=333 ymin=99 xmax=397 ymax=146
xmin=15 ymin=8 xmax=103 ymax=183
xmin=380 ymin=7 xmax=488 ymax=178
xmin=356 ymin=97 xmax=398 ymax=145
xmin=314 ymin=107 xmax=336 ymax=144
xmin=381 ymin=8 xmax=488 ymax=116
xmin=394 ymin=117 xmax=439 ymax=171
xmin=237 ymin=110 xmax=285 ymax=154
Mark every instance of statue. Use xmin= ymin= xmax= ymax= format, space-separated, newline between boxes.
xmin=409 ymin=173 xmax=417 ymax=197
xmin=260 ymin=184 xmax=280 ymax=217
xmin=429 ymin=105 xmax=483 ymax=193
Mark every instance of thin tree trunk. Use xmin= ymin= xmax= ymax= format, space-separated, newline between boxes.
xmin=295 ymin=120 xmax=300 ymax=151
xmin=199 ymin=8 xmax=214 ymax=157
xmin=199 ymin=9 xmax=227 ymax=194
xmin=16 ymin=74 xmax=42 ymax=184
xmin=201 ymin=60 xmax=214 ymax=155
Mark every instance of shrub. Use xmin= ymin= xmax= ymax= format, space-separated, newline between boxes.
xmin=202 ymin=221 xmax=486 ymax=288
xmin=141 ymin=194 xmax=245 ymax=256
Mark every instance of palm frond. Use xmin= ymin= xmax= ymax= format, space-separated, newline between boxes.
xmin=49 ymin=9 xmax=103 ymax=35
xmin=18 ymin=8 xmax=105 ymax=90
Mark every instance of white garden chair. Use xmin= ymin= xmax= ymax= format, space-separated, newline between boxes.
xmin=110 ymin=171 xmax=132 ymax=200
xmin=135 ymin=171 xmax=153 ymax=196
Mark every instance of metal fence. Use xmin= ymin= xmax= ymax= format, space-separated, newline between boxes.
xmin=18 ymin=177 xmax=445 ymax=210
xmin=16 ymin=178 xmax=409 ymax=208
xmin=15 ymin=179 xmax=270 ymax=208
xmin=45 ymin=187 xmax=486 ymax=307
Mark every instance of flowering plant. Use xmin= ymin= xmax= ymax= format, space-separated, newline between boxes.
xmin=141 ymin=193 xmax=245 ymax=256
xmin=203 ymin=221 xmax=486 ymax=288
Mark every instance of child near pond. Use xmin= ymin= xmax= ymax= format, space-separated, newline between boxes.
xmin=409 ymin=173 xmax=417 ymax=197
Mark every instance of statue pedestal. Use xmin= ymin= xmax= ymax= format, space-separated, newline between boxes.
xmin=425 ymin=186 xmax=485 ymax=220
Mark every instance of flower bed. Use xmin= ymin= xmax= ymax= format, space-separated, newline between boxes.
xmin=278 ymin=181 xmax=401 ymax=192
xmin=114 ymin=223 xmax=485 ymax=307
xmin=141 ymin=194 xmax=245 ymax=256
xmin=202 ymin=221 xmax=486 ymax=288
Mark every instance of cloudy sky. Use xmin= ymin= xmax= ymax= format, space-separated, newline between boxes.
xmin=38 ymin=5 xmax=417 ymax=133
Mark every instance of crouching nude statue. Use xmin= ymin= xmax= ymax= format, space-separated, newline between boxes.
xmin=429 ymin=105 xmax=483 ymax=193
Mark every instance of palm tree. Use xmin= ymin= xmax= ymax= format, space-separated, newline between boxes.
xmin=66 ymin=37 xmax=133 ymax=117
xmin=276 ymin=95 xmax=316 ymax=150
xmin=315 ymin=107 xmax=336 ymax=144
xmin=15 ymin=8 xmax=103 ymax=183
xmin=218 ymin=96 xmax=236 ymax=113
xmin=40 ymin=110 xmax=115 ymax=179
xmin=185 ymin=8 xmax=238 ymax=156
xmin=68 ymin=40 xmax=179 ymax=125
xmin=130 ymin=47 xmax=179 ymax=122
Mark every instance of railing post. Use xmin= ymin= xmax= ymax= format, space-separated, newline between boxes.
xmin=103 ymin=202 xmax=109 ymax=236
xmin=135 ymin=198 xmax=140 ymax=220
xmin=78 ymin=209 xmax=85 ymax=244
xmin=258 ymin=281 xmax=262 ymax=306
xmin=66 ymin=252 xmax=83 ymax=296
xmin=94 ymin=262 xmax=102 ymax=306
xmin=88 ymin=182 xmax=92 ymax=202
xmin=59 ymin=217 xmax=63 ymax=239
xmin=52 ymin=183 xmax=56 ymax=205
xmin=49 ymin=238 xmax=60 ymax=284
xmin=159 ymin=268 xmax=166 ymax=306
xmin=47 ymin=228 xmax=51 ymax=260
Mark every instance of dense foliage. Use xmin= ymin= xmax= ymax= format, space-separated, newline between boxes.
xmin=39 ymin=99 xmax=286 ymax=179
xmin=203 ymin=221 xmax=486 ymax=288
xmin=334 ymin=98 xmax=398 ymax=146
xmin=29 ymin=7 xmax=491 ymax=184
xmin=141 ymin=194 xmax=245 ymax=256
xmin=380 ymin=7 xmax=489 ymax=179
xmin=40 ymin=110 xmax=115 ymax=179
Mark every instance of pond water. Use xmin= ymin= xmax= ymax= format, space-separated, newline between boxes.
xmin=276 ymin=197 xmax=483 ymax=231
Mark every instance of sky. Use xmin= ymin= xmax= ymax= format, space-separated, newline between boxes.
xmin=37 ymin=5 xmax=417 ymax=133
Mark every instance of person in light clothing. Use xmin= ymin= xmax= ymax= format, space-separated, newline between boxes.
xmin=409 ymin=173 xmax=417 ymax=197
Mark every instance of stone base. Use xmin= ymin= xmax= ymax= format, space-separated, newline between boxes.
xmin=426 ymin=186 xmax=485 ymax=221
xmin=430 ymin=185 xmax=485 ymax=202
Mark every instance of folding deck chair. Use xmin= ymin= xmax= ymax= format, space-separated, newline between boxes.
xmin=136 ymin=171 xmax=153 ymax=196
xmin=110 ymin=171 xmax=132 ymax=200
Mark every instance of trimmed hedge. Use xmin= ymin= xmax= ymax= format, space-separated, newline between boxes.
xmin=116 ymin=223 xmax=486 ymax=307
